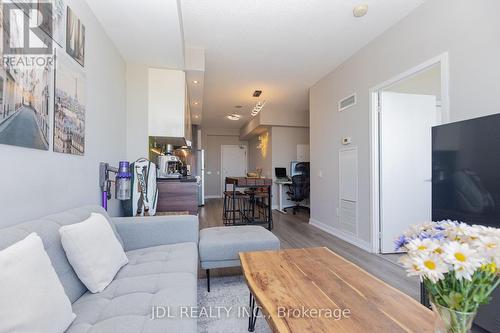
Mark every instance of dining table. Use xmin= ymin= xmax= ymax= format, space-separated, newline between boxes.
xmin=224 ymin=177 xmax=273 ymax=230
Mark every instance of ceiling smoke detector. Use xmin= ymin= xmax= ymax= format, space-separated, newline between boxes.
xmin=353 ymin=4 xmax=368 ymax=18
xmin=227 ymin=114 xmax=241 ymax=121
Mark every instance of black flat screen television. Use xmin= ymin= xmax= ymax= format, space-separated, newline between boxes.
xmin=432 ymin=113 xmax=500 ymax=228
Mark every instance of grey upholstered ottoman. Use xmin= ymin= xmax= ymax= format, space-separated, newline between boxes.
xmin=199 ymin=226 xmax=280 ymax=291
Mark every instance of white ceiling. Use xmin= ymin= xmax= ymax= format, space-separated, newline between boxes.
xmin=86 ymin=0 xmax=184 ymax=68
xmin=181 ymin=0 xmax=427 ymax=129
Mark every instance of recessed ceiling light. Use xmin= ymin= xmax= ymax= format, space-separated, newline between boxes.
xmin=194 ymin=115 xmax=199 ymax=119
xmin=193 ymin=101 xmax=199 ymax=105
xmin=353 ymin=4 xmax=368 ymax=18
xmin=193 ymin=80 xmax=199 ymax=84
xmin=227 ymin=114 xmax=241 ymax=121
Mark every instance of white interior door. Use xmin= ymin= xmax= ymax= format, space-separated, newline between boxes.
xmin=221 ymin=145 xmax=247 ymax=193
xmin=380 ymin=92 xmax=438 ymax=253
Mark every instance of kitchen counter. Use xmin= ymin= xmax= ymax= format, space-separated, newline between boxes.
xmin=157 ymin=176 xmax=198 ymax=183
xmin=156 ymin=178 xmax=199 ymax=215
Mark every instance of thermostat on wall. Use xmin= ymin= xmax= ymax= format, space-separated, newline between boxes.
xmin=342 ymin=137 xmax=352 ymax=145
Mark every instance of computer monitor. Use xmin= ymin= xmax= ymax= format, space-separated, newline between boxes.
xmin=291 ymin=161 xmax=310 ymax=177
xmin=275 ymin=167 xmax=287 ymax=178
xmin=290 ymin=161 xmax=300 ymax=177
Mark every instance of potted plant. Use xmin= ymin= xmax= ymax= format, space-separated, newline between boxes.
xmin=396 ymin=221 xmax=500 ymax=333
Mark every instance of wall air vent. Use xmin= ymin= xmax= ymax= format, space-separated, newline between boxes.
xmin=253 ymin=90 xmax=262 ymax=97
xmin=338 ymin=93 xmax=356 ymax=112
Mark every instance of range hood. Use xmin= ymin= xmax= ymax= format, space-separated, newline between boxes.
xmin=150 ymin=136 xmax=192 ymax=149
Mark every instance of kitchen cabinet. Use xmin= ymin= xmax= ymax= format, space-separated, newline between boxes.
xmin=148 ymin=68 xmax=192 ymax=143
xmin=184 ymin=85 xmax=193 ymax=144
xmin=156 ymin=179 xmax=198 ymax=215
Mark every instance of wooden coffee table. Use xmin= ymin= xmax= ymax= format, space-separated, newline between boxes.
xmin=240 ymin=247 xmax=433 ymax=332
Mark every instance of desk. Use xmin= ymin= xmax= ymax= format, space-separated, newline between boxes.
xmin=274 ymin=180 xmax=292 ymax=213
xmin=240 ymin=247 xmax=433 ymax=332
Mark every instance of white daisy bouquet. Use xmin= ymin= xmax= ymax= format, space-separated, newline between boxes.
xmin=396 ymin=221 xmax=500 ymax=315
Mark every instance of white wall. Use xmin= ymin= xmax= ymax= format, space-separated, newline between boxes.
xmin=0 ymin=0 xmax=126 ymax=227
xmin=126 ymin=63 xmax=148 ymax=161
xmin=240 ymin=109 xmax=309 ymax=139
xmin=271 ymin=127 xmax=310 ymax=175
xmin=261 ymin=109 xmax=309 ymax=128
xmin=126 ymin=65 xmax=188 ymax=161
xmin=246 ymin=127 xmax=309 ymax=206
xmin=248 ymin=130 xmax=272 ymax=178
xmin=148 ymin=68 xmax=186 ymax=137
xmin=240 ymin=113 xmax=262 ymax=139
xmin=271 ymin=127 xmax=309 ymax=206
xmin=310 ymin=0 xmax=500 ymax=249
xmin=387 ymin=64 xmax=441 ymax=99
xmin=202 ymin=128 xmax=247 ymax=197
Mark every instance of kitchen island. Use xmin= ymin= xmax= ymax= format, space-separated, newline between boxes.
xmin=156 ymin=177 xmax=199 ymax=215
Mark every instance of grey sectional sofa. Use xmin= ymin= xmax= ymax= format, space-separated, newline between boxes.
xmin=0 ymin=205 xmax=199 ymax=333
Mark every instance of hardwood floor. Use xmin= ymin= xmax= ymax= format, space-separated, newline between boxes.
xmin=198 ymin=198 xmax=420 ymax=300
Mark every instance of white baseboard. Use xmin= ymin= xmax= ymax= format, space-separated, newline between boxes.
xmin=309 ymin=218 xmax=373 ymax=253
xmin=205 ymin=195 xmax=222 ymax=199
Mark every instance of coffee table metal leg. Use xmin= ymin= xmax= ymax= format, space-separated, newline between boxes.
xmin=248 ymin=292 xmax=259 ymax=332
xmin=248 ymin=292 xmax=254 ymax=331
xmin=206 ymin=269 xmax=210 ymax=292
xmin=268 ymin=185 xmax=273 ymax=230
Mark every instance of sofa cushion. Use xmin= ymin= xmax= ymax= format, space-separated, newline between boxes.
xmin=66 ymin=243 xmax=198 ymax=333
xmin=67 ymin=272 xmax=197 ymax=333
xmin=0 ymin=206 xmax=119 ymax=303
xmin=0 ymin=233 xmax=76 ymax=333
xmin=60 ymin=213 xmax=129 ymax=293
xmin=117 ymin=242 xmax=198 ymax=279
xmin=199 ymin=226 xmax=280 ymax=263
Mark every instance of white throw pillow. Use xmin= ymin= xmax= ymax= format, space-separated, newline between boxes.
xmin=59 ymin=213 xmax=128 ymax=293
xmin=0 ymin=233 xmax=76 ymax=333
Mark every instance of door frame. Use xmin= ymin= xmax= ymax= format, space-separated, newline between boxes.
xmin=220 ymin=144 xmax=248 ymax=197
xmin=369 ymin=52 xmax=450 ymax=253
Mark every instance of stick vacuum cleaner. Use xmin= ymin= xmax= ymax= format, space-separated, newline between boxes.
xmin=99 ymin=161 xmax=132 ymax=210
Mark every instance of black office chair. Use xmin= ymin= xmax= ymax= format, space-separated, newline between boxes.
xmin=284 ymin=163 xmax=310 ymax=215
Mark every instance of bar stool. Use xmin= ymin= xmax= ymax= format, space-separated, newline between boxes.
xmin=240 ymin=189 xmax=257 ymax=222
xmin=223 ymin=190 xmax=245 ymax=225
xmin=239 ymin=188 xmax=269 ymax=223
xmin=254 ymin=188 xmax=270 ymax=222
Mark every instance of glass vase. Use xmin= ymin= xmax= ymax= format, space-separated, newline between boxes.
xmin=431 ymin=302 xmax=477 ymax=333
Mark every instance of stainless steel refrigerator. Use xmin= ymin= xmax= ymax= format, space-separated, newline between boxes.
xmin=196 ymin=149 xmax=205 ymax=206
